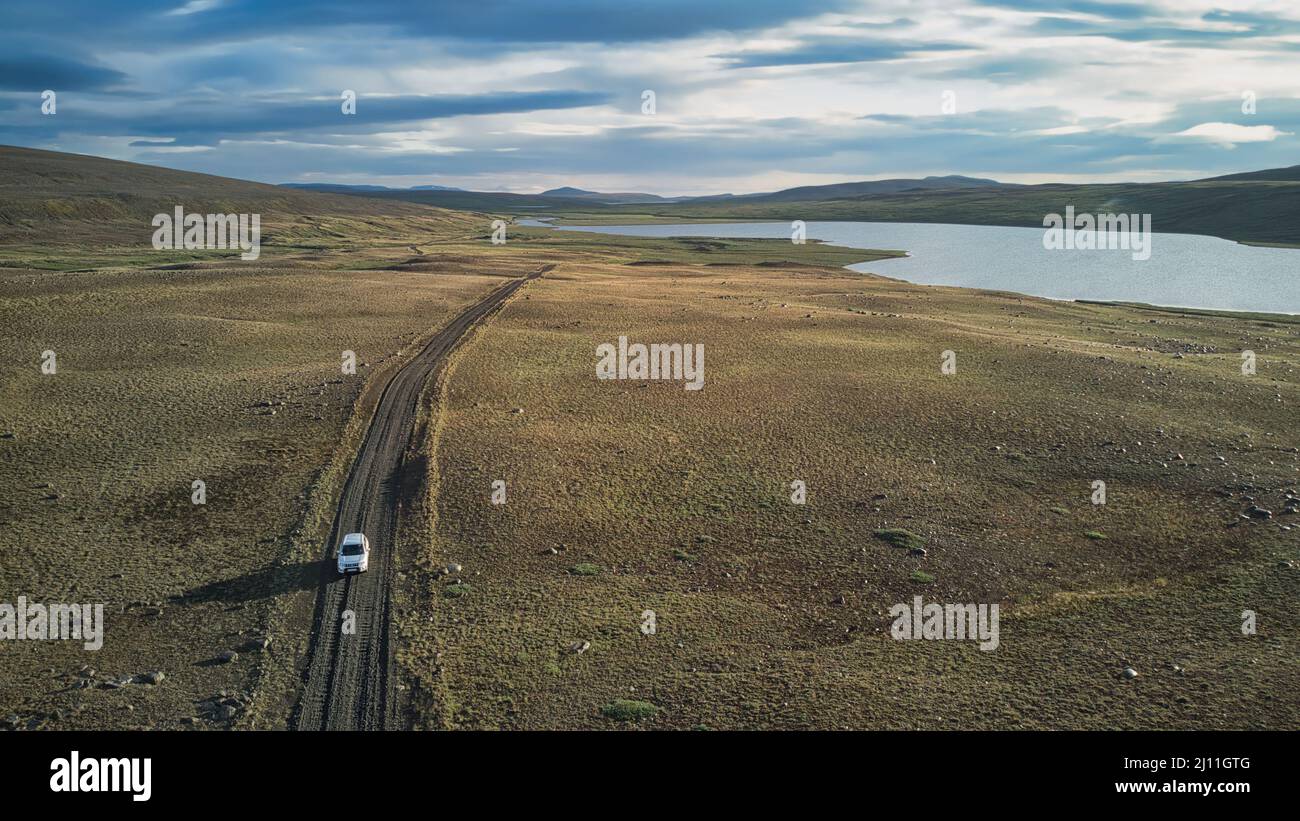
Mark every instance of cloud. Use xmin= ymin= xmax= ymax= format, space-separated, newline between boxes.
xmin=164 ymin=0 xmax=223 ymax=15
xmin=1200 ymin=9 xmax=1300 ymax=37
xmin=1169 ymin=122 xmax=1291 ymax=147
xmin=1 ymin=0 xmax=856 ymax=48
xmin=0 ymin=90 xmax=613 ymax=146
xmin=1 ymin=0 xmax=1298 ymax=190
xmin=926 ymin=54 xmax=1069 ymax=84
xmin=1026 ymin=6 xmax=1300 ymax=46
xmin=0 ymin=53 xmax=128 ymax=91
xmin=972 ymin=1 xmax=1156 ymax=20
xmin=714 ymin=38 xmax=970 ymax=68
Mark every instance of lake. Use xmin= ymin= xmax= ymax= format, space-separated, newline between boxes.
xmin=525 ymin=219 xmax=1300 ymax=314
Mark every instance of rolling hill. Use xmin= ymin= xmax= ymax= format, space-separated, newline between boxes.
xmin=282 ymin=167 xmax=1300 ymax=246
xmin=0 ymin=145 xmax=480 ymax=248
xmin=538 ymin=187 xmax=677 ymax=203
xmin=25 ymin=144 xmax=1295 ymax=248
xmin=281 ymin=174 xmax=1008 ymax=209
xmin=281 ymin=183 xmax=465 ymax=193
xmin=642 ymin=177 xmax=1300 ymax=246
xmin=1200 ymin=165 xmax=1300 ymax=183
xmin=708 ymin=174 xmax=1008 ymax=203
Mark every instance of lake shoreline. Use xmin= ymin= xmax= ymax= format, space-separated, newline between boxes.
xmin=524 ymin=218 xmax=1299 ymax=316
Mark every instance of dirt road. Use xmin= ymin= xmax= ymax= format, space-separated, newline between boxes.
xmin=291 ymin=266 xmax=547 ymax=731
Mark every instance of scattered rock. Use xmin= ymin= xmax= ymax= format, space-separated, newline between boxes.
xmin=136 ymin=671 xmax=165 ymax=685
xmin=1122 ymin=666 xmax=1139 ymax=680
xmin=1246 ymin=505 xmax=1272 ymax=519
xmin=198 ymin=692 xmax=247 ymax=723
xmin=569 ymin=640 xmax=591 ymax=655
xmin=215 ymin=650 xmax=238 ymax=664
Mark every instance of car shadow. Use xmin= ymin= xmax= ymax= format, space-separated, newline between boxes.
xmin=178 ymin=560 xmax=321 ymax=606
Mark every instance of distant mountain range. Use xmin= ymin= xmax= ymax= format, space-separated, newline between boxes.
xmin=713 ymin=175 xmax=1007 ymax=202
xmin=14 ymin=144 xmax=1297 ymax=249
xmin=538 ymin=187 xmax=681 ymax=203
xmin=281 ymin=174 xmax=1008 ymax=205
xmin=269 ymin=164 xmax=1300 ymax=247
xmin=282 ymin=182 xmax=465 ymax=193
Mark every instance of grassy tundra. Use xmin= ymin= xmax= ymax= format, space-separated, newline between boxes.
xmin=401 ymin=256 xmax=1300 ymax=729
xmin=1 ymin=147 xmax=1297 ymax=729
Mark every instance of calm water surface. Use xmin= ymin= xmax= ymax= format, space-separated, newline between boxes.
xmin=526 ymin=220 xmax=1300 ymax=314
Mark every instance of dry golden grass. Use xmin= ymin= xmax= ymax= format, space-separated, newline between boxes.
xmin=0 ymin=245 xmax=519 ymax=729
xmin=399 ymin=258 xmax=1300 ymax=729
xmin=0 ymin=150 xmax=895 ymax=730
xmin=2 ymin=149 xmax=1296 ymax=730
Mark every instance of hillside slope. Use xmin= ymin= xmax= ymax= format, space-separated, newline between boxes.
xmin=577 ymin=177 xmax=1300 ymax=247
xmin=0 ymin=145 xmax=482 ymax=249
xmin=1201 ymin=165 xmax=1300 ymax=183
xmin=714 ymin=174 xmax=1007 ymax=203
xmin=285 ymin=161 xmax=1300 ymax=247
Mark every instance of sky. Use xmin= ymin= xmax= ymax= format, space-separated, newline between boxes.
xmin=2 ymin=0 xmax=1298 ymax=195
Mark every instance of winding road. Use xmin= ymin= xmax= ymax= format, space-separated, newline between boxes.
xmin=291 ymin=265 xmax=548 ymax=731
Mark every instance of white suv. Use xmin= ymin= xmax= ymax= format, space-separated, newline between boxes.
xmin=336 ymin=532 xmax=370 ymax=574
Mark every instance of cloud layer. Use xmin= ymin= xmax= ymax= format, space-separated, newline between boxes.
xmin=3 ymin=0 xmax=1298 ymax=193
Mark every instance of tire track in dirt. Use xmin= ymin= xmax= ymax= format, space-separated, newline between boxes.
xmin=292 ymin=265 xmax=549 ymax=731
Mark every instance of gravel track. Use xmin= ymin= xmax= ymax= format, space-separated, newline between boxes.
xmin=291 ymin=265 xmax=548 ymax=731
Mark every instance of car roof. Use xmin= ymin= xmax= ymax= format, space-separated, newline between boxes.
xmin=341 ymin=532 xmax=366 ymax=544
